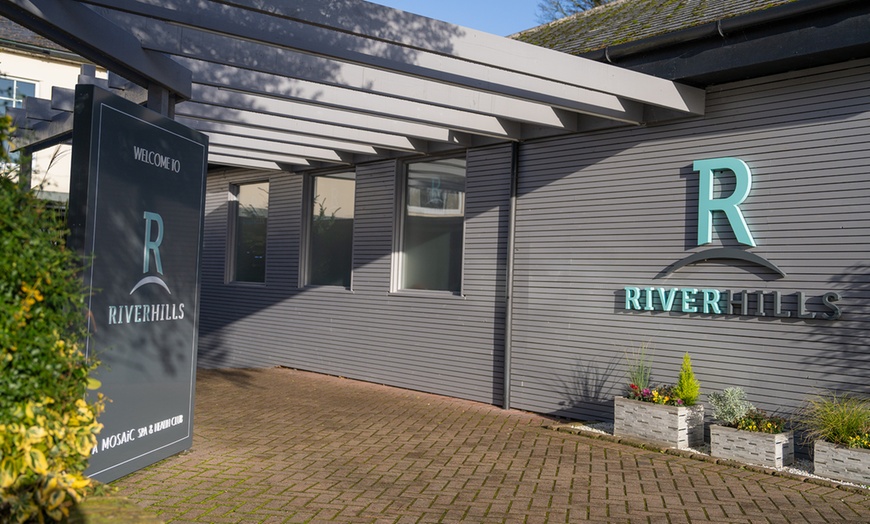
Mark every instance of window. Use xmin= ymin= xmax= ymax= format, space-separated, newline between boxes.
xmin=398 ymin=157 xmax=466 ymax=293
xmin=229 ymin=181 xmax=269 ymax=283
xmin=0 ymin=76 xmax=36 ymax=162
xmin=0 ymin=76 xmax=35 ymax=109
xmin=308 ymin=172 xmax=355 ymax=287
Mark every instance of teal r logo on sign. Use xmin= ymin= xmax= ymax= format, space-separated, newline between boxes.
xmin=622 ymin=156 xmax=841 ymax=320
xmin=142 ymin=211 xmax=164 ymax=275
xmin=694 ymin=157 xmax=755 ymax=247
xmin=114 ymin=210 xmax=186 ymax=324
xmin=662 ymin=157 xmax=786 ymax=278
xmin=130 ymin=211 xmax=172 ymax=296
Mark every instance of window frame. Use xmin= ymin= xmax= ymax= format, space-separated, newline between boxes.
xmin=301 ymin=170 xmax=357 ymax=290
xmin=392 ymin=155 xmax=467 ymax=296
xmin=0 ymin=75 xmax=37 ymax=109
xmin=0 ymin=75 xmax=37 ymax=164
xmin=226 ymin=180 xmax=270 ymax=285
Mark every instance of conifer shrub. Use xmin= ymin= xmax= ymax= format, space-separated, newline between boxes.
xmin=0 ymin=115 xmax=104 ymax=523
xmin=672 ymin=353 xmax=700 ymax=406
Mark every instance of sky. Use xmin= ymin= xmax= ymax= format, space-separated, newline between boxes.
xmin=371 ymin=0 xmax=542 ymax=36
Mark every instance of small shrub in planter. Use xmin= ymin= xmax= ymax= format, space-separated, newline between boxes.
xmin=800 ymin=391 xmax=870 ymax=485
xmin=624 ymin=352 xmax=700 ymax=408
xmin=625 ymin=342 xmax=652 ymax=392
xmin=673 ymin=353 xmax=701 ymax=407
xmin=615 ymin=351 xmax=703 ymax=449
xmin=708 ymin=387 xmax=793 ymax=468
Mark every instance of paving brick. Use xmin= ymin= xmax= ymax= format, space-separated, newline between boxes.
xmin=113 ymin=368 xmax=870 ymax=523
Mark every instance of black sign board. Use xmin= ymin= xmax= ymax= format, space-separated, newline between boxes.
xmin=69 ymin=85 xmax=208 ymax=482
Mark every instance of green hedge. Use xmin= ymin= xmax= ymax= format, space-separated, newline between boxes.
xmin=0 ymin=115 xmax=104 ymax=523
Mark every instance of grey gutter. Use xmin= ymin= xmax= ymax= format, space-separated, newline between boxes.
xmin=0 ymin=37 xmax=88 ymax=64
xmin=581 ymin=0 xmax=865 ymax=64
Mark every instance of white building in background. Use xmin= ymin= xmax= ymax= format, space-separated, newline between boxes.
xmin=0 ymin=17 xmax=104 ymax=201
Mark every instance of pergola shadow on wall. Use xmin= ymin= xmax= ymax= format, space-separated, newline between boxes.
xmin=7 ymin=1 xmax=869 ymax=424
xmin=3 ymin=0 xmax=708 ymax=410
xmin=2 ymin=0 xmax=705 ymax=172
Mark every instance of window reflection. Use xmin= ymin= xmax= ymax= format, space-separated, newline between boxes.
xmin=232 ymin=181 xmax=269 ymax=283
xmin=310 ymin=173 xmax=355 ymax=287
xmin=401 ymin=158 xmax=466 ymax=293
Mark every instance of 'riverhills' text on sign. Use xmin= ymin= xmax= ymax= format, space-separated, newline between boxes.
xmin=623 ymin=287 xmax=841 ymax=320
xmin=107 ymin=303 xmax=186 ymax=325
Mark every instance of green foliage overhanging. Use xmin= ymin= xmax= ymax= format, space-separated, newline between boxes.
xmin=0 ymin=114 xmax=104 ymax=523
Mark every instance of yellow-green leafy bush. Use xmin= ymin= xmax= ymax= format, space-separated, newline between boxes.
xmin=0 ymin=115 xmax=103 ymax=522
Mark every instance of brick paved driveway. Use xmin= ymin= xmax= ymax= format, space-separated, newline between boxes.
xmin=114 ymin=368 xmax=870 ymax=523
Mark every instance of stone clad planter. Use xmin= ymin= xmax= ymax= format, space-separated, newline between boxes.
xmin=613 ymin=396 xmax=704 ymax=449
xmin=813 ymin=440 xmax=870 ymax=485
xmin=709 ymin=424 xmax=794 ymax=468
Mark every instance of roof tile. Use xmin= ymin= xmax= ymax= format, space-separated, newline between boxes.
xmin=0 ymin=16 xmax=67 ymax=52
xmin=513 ymin=0 xmax=798 ymax=55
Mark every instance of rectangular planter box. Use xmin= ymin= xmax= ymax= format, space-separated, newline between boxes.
xmin=613 ymin=396 xmax=704 ymax=449
xmin=814 ymin=439 xmax=870 ymax=485
xmin=710 ymin=424 xmax=794 ymax=468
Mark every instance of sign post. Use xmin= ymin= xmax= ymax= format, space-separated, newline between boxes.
xmin=68 ymin=84 xmax=208 ymax=482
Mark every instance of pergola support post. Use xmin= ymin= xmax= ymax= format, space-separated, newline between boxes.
xmin=147 ymin=85 xmax=175 ymax=118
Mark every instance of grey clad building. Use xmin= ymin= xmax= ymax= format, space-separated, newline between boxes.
xmin=4 ymin=0 xmax=869 ymax=431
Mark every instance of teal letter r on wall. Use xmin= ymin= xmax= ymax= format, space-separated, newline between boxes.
xmin=693 ymin=157 xmax=756 ymax=247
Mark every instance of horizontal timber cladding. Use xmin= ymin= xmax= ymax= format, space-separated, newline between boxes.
xmin=197 ymin=145 xmax=513 ymax=404
xmin=508 ymin=59 xmax=870 ymax=422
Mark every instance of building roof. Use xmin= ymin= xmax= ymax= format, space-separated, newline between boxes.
xmin=513 ymin=0 xmax=798 ymax=55
xmin=0 ymin=15 xmax=84 ymax=63
xmin=0 ymin=15 xmax=61 ymax=50
xmin=515 ymin=0 xmax=870 ymax=86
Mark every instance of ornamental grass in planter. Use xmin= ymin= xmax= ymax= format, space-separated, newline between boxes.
xmin=614 ymin=351 xmax=703 ymax=449
xmin=708 ymin=387 xmax=793 ymax=468
xmin=800 ymin=391 xmax=870 ymax=485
